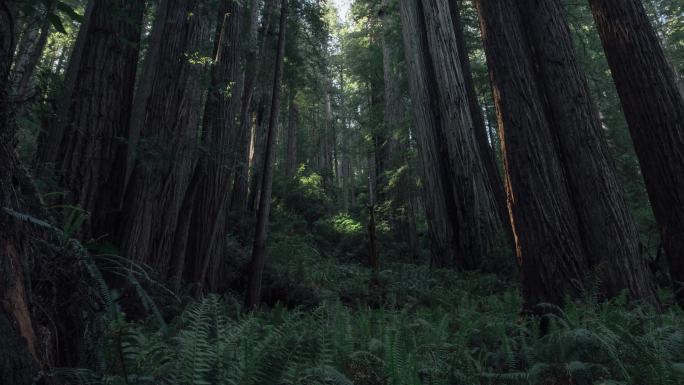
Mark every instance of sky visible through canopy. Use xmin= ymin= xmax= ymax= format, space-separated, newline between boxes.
xmin=331 ymin=0 xmax=351 ymax=22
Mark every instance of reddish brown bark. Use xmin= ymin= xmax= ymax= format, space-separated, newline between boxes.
xmin=476 ymin=0 xmax=587 ymax=308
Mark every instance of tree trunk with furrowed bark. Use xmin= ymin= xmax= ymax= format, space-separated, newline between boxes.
xmin=117 ymin=0 xmax=210 ymax=276
xmin=400 ymin=0 xmax=501 ymax=270
xmin=587 ymin=0 xmax=684 ymax=307
xmin=55 ymin=0 xmax=144 ymax=239
xmin=246 ymin=0 xmax=288 ymax=308
xmin=182 ymin=0 xmax=244 ymax=290
xmin=1 ymin=4 xmax=105 ymax=380
xmin=519 ymin=0 xmax=657 ymax=304
xmin=475 ymin=0 xmax=587 ymax=309
xmin=448 ymin=0 xmax=510 ymax=241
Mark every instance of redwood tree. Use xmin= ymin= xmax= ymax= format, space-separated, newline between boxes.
xmin=0 ymin=4 xmax=34 ymax=380
xmin=183 ymin=0 xmax=244 ymax=289
xmin=55 ymin=0 xmax=144 ymax=238
xmin=448 ymin=0 xmax=510 ymax=236
xmin=246 ymin=0 xmax=289 ymax=308
xmin=400 ymin=0 xmax=502 ymax=270
xmin=1 ymin=3 xmax=104 ymax=379
xmin=230 ymin=0 xmax=275 ymax=219
xmin=587 ymin=0 xmax=684 ymax=306
xmin=475 ymin=0 xmax=587 ymax=308
xmin=518 ymin=0 xmax=656 ymax=303
xmin=117 ymin=0 xmax=210 ymax=275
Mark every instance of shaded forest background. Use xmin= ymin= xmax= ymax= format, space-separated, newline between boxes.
xmin=1 ymin=0 xmax=683 ymax=383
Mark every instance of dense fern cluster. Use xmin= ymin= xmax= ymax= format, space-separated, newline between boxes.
xmin=55 ymin=261 xmax=684 ymax=385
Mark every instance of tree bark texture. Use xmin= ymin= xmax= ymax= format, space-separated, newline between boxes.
xmin=475 ymin=0 xmax=587 ymax=308
xmin=518 ymin=0 xmax=657 ymax=304
xmin=587 ymin=0 xmax=684 ymax=306
xmin=448 ymin=0 xmax=510 ymax=240
xmin=183 ymin=0 xmax=244 ymax=289
xmin=400 ymin=0 xmax=501 ymax=270
xmin=246 ymin=0 xmax=288 ymax=308
xmin=34 ymin=1 xmax=94 ymax=174
xmin=118 ymin=0 xmax=210 ymax=276
xmin=55 ymin=0 xmax=144 ymax=239
xmin=1 ymin=5 xmax=104 ymax=380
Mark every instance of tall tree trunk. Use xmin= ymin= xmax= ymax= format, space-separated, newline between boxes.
xmin=285 ymin=93 xmax=299 ymax=177
xmin=0 ymin=4 xmax=34 ymax=381
xmin=54 ymin=0 xmax=144 ymax=239
xmin=230 ymin=0 xmax=274 ymax=218
xmin=448 ymin=0 xmax=510 ymax=239
xmin=587 ymin=0 xmax=684 ymax=306
xmin=248 ymin=99 xmax=270 ymax=213
xmin=368 ymin=204 xmax=380 ymax=272
xmin=34 ymin=1 xmax=94 ymax=174
xmin=2 ymin=4 xmax=104 ymax=379
xmin=182 ymin=0 xmax=244 ymax=289
xmin=246 ymin=0 xmax=288 ymax=309
xmin=518 ymin=0 xmax=656 ymax=303
xmin=118 ymin=0 xmax=210 ymax=276
xmin=400 ymin=0 xmax=501 ymax=270
xmin=10 ymin=4 xmax=51 ymax=102
xmin=381 ymin=0 xmax=419 ymax=259
xmin=475 ymin=0 xmax=587 ymax=309
xmin=324 ymin=88 xmax=336 ymax=190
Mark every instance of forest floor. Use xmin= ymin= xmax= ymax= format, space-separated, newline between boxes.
xmin=53 ymin=170 xmax=684 ymax=385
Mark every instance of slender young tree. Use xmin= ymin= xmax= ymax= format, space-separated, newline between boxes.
xmin=587 ymin=0 xmax=684 ymax=306
xmin=117 ymin=0 xmax=210 ymax=275
xmin=230 ymin=0 xmax=275 ymax=218
xmin=381 ymin=0 xmax=418 ymax=260
xmin=55 ymin=0 xmax=145 ymax=238
xmin=246 ymin=0 xmax=289 ymax=308
xmin=400 ymin=0 xmax=501 ymax=270
xmin=285 ymin=93 xmax=299 ymax=177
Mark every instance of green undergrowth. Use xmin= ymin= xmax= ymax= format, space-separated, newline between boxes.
xmin=53 ymin=166 xmax=684 ymax=385
xmin=55 ymin=259 xmax=684 ymax=385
